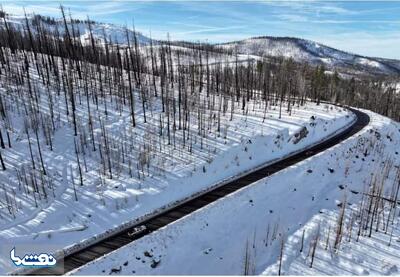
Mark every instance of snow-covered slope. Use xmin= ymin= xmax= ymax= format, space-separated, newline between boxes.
xmin=0 ymin=93 xmax=353 ymax=274
xmin=220 ymin=37 xmax=400 ymax=76
xmin=0 ymin=43 xmax=355 ymax=274
xmin=72 ymin=110 xmax=400 ymax=275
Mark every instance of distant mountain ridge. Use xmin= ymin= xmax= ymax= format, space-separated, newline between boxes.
xmin=1 ymin=13 xmax=399 ymax=76
xmin=219 ymin=36 xmax=400 ymax=76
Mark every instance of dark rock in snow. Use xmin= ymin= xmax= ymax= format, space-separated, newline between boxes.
xmin=144 ymin=251 xmax=153 ymax=258
xmin=151 ymin=259 xmax=161 ymax=268
xmin=292 ymin=127 xmax=309 ymax=144
xmin=109 ymin=266 xmax=122 ymax=275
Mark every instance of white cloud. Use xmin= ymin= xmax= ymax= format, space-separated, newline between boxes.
xmin=1 ymin=1 xmax=141 ymax=20
xmin=1 ymin=3 xmax=61 ymax=17
xmin=277 ymin=14 xmax=308 ymax=22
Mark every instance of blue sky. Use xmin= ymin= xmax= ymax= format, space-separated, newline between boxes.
xmin=3 ymin=1 xmax=400 ymax=59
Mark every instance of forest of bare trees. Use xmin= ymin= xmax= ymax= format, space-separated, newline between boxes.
xmin=0 ymin=8 xmax=399 ymax=220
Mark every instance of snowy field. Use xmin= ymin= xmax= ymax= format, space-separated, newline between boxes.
xmin=72 ymin=109 xmax=400 ymax=275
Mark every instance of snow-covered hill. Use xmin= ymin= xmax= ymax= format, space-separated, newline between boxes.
xmin=220 ymin=37 xmax=400 ymax=76
xmin=1 ymin=14 xmax=151 ymax=45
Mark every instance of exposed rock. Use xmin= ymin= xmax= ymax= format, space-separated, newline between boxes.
xmin=109 ymin=266 xmax=122 ymax=275
xmin=292 ymin=127 xmax=309 ymax=144
xmin=151 ymin=259 xmax=161 ymax=268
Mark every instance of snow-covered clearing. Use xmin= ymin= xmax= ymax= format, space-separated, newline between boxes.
xmin=262 ymin=206 xmax=400 ymax=275
xmin=72 ymin=109 xmax=400 ymax=275
xmin=0 ymin=53 xmax=353 ymax=273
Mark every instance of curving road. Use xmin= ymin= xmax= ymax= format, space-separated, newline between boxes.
xmin=27 ymin=107 xmax=370 ymax=275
